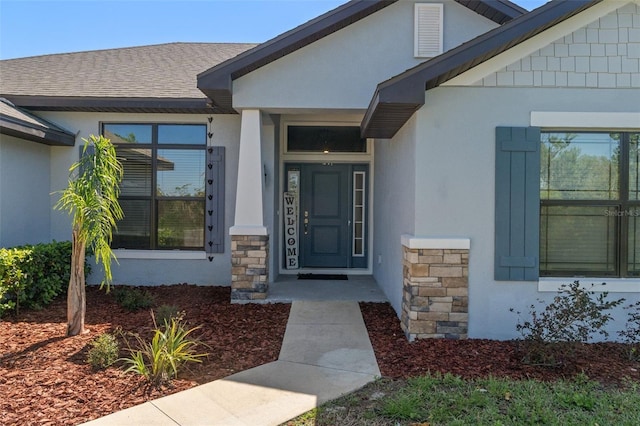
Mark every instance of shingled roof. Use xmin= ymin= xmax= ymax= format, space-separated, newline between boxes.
xmin=0 ymin=98 xmax=75 ymax=145
xmin=0 ymin=43 xmax=255 ymax=113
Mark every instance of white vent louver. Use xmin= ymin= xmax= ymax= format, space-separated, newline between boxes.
xmin=415 ymin=3 xmax=443 ymax=58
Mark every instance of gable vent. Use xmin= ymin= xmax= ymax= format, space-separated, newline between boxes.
xmin=415 ymin=3 xmax=443 ymax=58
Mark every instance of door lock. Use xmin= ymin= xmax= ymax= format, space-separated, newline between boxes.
xmin=304 ymin=212 xmax=309 ymax=235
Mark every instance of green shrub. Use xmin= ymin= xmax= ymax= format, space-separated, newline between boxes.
xmin=511 ymin=281 xmax=624 ymax=367
xmin=87 ymin=332 xmax=120 ymax=369
xmin=122 ymin=318 xmax=207 ymax=387
xmin=0 ymin=249 xmax=29 ymax=315
xmin=154 ymin=304 xmax=184 ymax=324
xmin=112 ymin=286 xmax=155 ymax=312
xmin=618 ymin=301 xmax=640 ymax=361
xmin=0 ymin=241 xmax=91 ymax=316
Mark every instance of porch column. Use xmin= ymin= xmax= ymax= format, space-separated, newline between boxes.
xmin=230 ymin=109 xmax=269 ymax=301
xmin=401 ymin=235 xmax=470 ymax=341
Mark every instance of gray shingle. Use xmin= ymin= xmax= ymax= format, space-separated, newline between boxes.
xmin=0 ymin=43 xmax=256 ymax=99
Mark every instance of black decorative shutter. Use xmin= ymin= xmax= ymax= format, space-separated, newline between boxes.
xmin=495 ymin=127 xmax=541 ymax=281
xmin=205 ymin=146 xmax=225 ymax=257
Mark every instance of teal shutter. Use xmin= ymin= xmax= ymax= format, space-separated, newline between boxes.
xmin=495 ymin=127 xmax=540 ymax=281
xmin=206 ymin=147 xmax=225 ymax=256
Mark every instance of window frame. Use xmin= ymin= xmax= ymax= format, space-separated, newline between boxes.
xmin=102 ymin=122 xmax=207 ymax=251
xmin=540 ymin=130 xmax=639 ymax=278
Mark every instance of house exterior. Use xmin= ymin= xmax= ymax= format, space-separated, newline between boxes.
xmin=1 ymin=0 xmax=638 ymax=341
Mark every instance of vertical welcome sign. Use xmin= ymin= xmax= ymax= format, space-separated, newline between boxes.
xmin=284 ymin=192 xmax=299 ymax=269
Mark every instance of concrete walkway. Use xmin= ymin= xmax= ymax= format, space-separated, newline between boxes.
xmin=84 ymin=301 xmax=380 ymax=426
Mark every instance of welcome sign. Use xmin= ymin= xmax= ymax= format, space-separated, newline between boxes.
xmin=284 ymin=192 xmax=299 ymax=269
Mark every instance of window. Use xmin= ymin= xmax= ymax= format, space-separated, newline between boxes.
xmin=540 ymin=132 xmax=640 ymax=277
xmin=352 ymin=171 xmax=366 ymax=257
xmin=287 ymin=126 xmax=366 ymax=153
xmin=103 ymin=123 xmax=207 ymax=250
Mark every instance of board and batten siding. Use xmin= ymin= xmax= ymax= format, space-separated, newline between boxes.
xmin=494 ymin=127 xmax=540 ymax=282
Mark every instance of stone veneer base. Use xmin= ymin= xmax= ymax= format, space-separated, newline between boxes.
xmin=231 ymin=235 xmax=269 ymax=300
xmin=401 ymin=245 xmax=469 ymax=341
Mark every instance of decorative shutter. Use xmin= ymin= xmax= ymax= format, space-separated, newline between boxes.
xmin=205 ymin=146 xmax=225 ymax=257
xmin=495 ymin=127 xmax=541 ymax=281
xmin=415 ymin=3 xmax=443 ymax=58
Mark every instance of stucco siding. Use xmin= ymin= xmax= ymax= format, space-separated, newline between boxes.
xmin=373 ymin=114 xmax=417 ymax=314
xmin=0 ymin=135 xmax=52 ymax=247
xmin=233 ymin=0 xmax=498 ymax=111
xmin=476 ymin=3 xmax=640 ymax=88
xmin=411 ymin=86 xmax=640 ymax=340
xmin=39 ymin=111 xmax=243 ymax=286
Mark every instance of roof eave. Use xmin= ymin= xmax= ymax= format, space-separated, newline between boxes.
xmin=0 ymin=116 xmax=75 ymax=146
xmin=3 ymin=95 xmax=225 ymax=114
xmin=361 ymin=0 xmax=600 ymax=139
xmin=454 ymin=0 xmax=527 ymax=24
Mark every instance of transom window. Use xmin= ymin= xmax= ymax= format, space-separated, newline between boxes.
xmin=287 ymin=126 xmax=366 ymax=153
xmin=540 ymin=131 xmax=639 ymax=277
xmin=103 ymin=123 xmax=206 ymax=250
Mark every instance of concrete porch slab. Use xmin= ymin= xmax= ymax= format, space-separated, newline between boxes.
xmin=266 ymin=275 xmax=387 ymax=303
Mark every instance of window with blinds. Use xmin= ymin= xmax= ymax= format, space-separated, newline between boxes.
xmin=103 ymin=123 xmax=207 ymax=250
xmin=540 ymin=131 xmax=640 ymax=277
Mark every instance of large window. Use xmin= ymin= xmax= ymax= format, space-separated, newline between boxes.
xmin=540 ymin=131 xmax=640 ymax=277
xmin=103 ymin=123 xmax=206 ymax=250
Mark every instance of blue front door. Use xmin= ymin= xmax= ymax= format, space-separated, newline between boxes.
xmin=285 ymin=163 xmax=368 ymax=269
xmin=301 ymin=163 xmax=350 ymax=268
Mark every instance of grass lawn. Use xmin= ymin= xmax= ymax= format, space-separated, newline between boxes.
xmin=286 ymin=373 xmax=640 ymax=425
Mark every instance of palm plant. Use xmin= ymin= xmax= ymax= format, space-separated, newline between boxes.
xmin=55 ymin=135 xmax=123 ymax=336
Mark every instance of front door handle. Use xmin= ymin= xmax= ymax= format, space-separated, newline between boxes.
xmin=304 ymin=211 xmax=309 ymax=235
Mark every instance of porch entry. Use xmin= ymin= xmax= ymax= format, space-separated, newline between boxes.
xmin=285 ymin=163 xmax=368 ymax=269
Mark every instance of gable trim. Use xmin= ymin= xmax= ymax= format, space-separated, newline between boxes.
xmin=196 ymin=0 xmax=525 ymax=112
xmin=443 ymin=0 xmax=635 ymax=86
xmin=197 ymin=1 xmax=397 ymax=112
xmin=361 ymin=0 xmax=600 ymax=139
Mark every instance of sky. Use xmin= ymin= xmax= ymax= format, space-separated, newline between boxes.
xmin=0 ymin=0 xmax=549 ymax=60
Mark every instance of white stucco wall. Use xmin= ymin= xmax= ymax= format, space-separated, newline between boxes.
xmin=372 ymin=114 xmax=417 ymax=312
xmin=0 ymin=135 xmax=52 ymax=247
xmin=409 ymin=85 xmax=640 ymax=340
xmin=38 ymin=111 xmax=243 ymax=286
xmin=233 ymin=0 xmax=499 ymax=111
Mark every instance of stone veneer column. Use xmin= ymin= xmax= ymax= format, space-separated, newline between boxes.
xmin=229 ymin=109 xmax=269 ymax=301
xmin=231 ymin=235 xmax=269 ymax=300
xmin=400 ymin=235 xmax=470 ymax=341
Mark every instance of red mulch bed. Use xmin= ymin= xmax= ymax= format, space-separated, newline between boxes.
xmin=2 ymin=288 xmax=638 ymax=426
xmin=0 ymin=285 xmax=290 ymax=426
xmin=361 ymin=302 xmax=640 ymax=386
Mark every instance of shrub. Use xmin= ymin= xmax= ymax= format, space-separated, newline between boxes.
xmin=121 ymin=318 xmax=207 ymax=387
xmin=87 ymin=332 xmax=120 ymax=369
xmin=112 ymin=286 xmax=155 ymax=312
xmin=0 ymin=241 xmax=91 ymax=316
xmin=618 ymin=301 xmax=640 ymax=361
xmin=154 ymin=304 xmax=184 ymax=324
xmin=0 ymin=249 xmax=28 ymax=315
xmin=511 ymin=281 xmax=624 ymax=367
